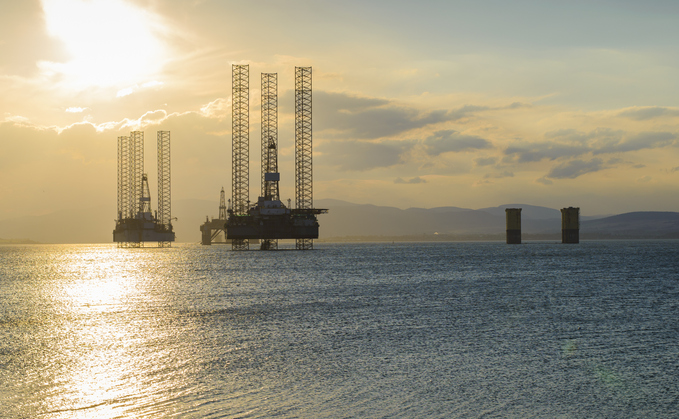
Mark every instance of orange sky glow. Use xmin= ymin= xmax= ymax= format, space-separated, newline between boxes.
xmin=2 ymin=0 xmax=679 ymax=225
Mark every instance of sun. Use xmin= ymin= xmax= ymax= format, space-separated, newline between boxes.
xmin=41 ymin=0 xmax=169 ymax=89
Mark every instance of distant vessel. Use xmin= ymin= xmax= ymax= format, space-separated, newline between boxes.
xmin=114 ymin=173 xmax=175 ymax=246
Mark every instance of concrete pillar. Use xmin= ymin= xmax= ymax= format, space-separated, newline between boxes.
xmin=505 ymin=208 xmax=522 ymax=244
xmin=200 ymin=219 xmax=212 ymax=245
xmin=561 ymin=207 xmax=580 ymax=243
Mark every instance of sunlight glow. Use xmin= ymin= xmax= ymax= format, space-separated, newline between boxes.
xmin=41 ymin=0 xmax=169 ymax=90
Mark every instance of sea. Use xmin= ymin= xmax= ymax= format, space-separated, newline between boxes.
xmin=1 ymin=241 xmax=678 ymax=418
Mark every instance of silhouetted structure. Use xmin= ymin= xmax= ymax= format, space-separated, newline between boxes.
xmin=231 ymin=64 xmax=250 ymax=250
xmin=295 ymin=66 xmax=314 ymax=250
xmin=200 ymin=187 xmax=228 ymax=245
xmin=114 ymin=131 xmax=175 ymax=247
xmin=561 ymin=207 xmax=580 ymax=243
xmin=157 ymin=131 xmax=172 ymax=247
xmin=505 ymin=208 xmax=522 ymax=244
xmin=260 ymin=72 xmax=279 ymax=250
xmin=225 ymin=66 xmax=326 ymax=249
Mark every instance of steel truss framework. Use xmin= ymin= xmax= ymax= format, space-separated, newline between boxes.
xmin=116 ymin=131 xmax=173 ymax=248
xmin=219 ymin=187 xmax=227 ymax=220
xmin=117 ymin=135 xmax=129 ymax=221
xmin=232 ymin=64 xmax=250 ymax=250
xmin=157 ymin=131 xmax=172 ymax=247
xmin=131 ymin=131 xmax=144 ymax=220
xmin=295 ymin=67 xmax=313 ymax=250
xmin=261 ymin=72 xmax=279 ymax=250
xmin=116 ymin=131 xmax=144 ymax=248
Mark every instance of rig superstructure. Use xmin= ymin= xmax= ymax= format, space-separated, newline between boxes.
xmin=225 ymin=65 xmax=326 ymax=250
xmin=200 ymin=187 xmax=229 ymax=245
xmin=114 ymin=131 xmax=175 ymax=247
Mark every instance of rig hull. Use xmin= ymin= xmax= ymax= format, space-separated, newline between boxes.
xmin=227 ymin=215 xmax=319 ymax=240
xmin=225 ymin=198 xmax=324 ymax=240
xmin=113 ymin=216 xmax=175 ymax=244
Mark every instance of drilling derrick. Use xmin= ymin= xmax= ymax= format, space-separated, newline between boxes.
xmin=231 ymin=64 xmax=250 ymax=251
xmin=157 ymin=131 xmax=172 ymax=247
xmin=117 ymin=135 xmax=129 ymax=220
xmin=219 ymin=187 xmax=227 ymax=220
xmin=113 ymin=131 xmax=175 ymax=247
xmin=261 ymin=73 xmax=279 ymax=250
xmin=295 ymin=66 xmax=314 ymax=250
xmin=131 ymin=131 xmax=144 ymax=219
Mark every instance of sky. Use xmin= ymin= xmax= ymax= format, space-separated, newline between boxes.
xmin=2 ymin=0 xmax=679 ymax=221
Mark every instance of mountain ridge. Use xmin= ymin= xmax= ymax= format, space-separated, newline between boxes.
xmin=0 ymin=199 xmax=676 ymax=243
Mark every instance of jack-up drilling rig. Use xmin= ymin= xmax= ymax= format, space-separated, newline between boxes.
xmin=114 ymin=131 xmax=175 ymax=247
xmin=225 ymin=66 xmax=326 ymax=250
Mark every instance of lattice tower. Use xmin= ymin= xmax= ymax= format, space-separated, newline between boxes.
xmin=157 ymin=131 xmax=171 ymax=227
xmin=117 ymin=136 xmax=129 ymax=220
xmin=261 ymin=73 xmax=279 ymax=250
xmin=219 ymin=187 xmax=227 ymax=220
xmin=232 ymin=64 xmax=249 ymax=250
xmin=261 ymin=73 xmax=279 ymax=201
xmin=130 ymin=131 xmax=144 ymax=217
xmin=295 ymin=67 xmax=313 ymax=250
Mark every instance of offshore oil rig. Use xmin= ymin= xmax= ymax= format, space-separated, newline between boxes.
xmin=202 ymin=65 xmax=326 ymax=250
xmin=113 ymin=131 xmax=175 ymax=247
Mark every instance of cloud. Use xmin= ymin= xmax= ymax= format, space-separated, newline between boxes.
xmin=394 ymin=176 xmax=426 ymax=184
xmin=475 ymin=157 xmax=497 ymax=166
xmin=505 ymin=128 xmax=677 ymax=164
xmin=318 ymin=139 xmax=415 ymax=171
xmin=296 ymin=91 xmax=501 ymax=140
xmin=504 ymin=143 xmax=590 ymax=162
xmin=117 ymin=87 xmax=135 ymax=97
xmin=447 ymin=105 xmax=491 ymax=121
xmin=483 ymin=171 xmax=514 ymax=179
xmin=0 ymin=2 xmax=67 ymax=76
xmin=593 ymin=131 xmax=677 ymax=154
xmin=618 ymin=106 xmax=679 ymax=121
xmin=545 ymin=128 xmax=611 ymax=143
xmin=536 ymin=176 xmax=553 ymax=185
xmin=422 ymin=130 xmax=492 ymax=156
xmin=546 ymin=158 xmax=604 ymax=179
xmin=200 ymin=97 xmax=231 ymax=119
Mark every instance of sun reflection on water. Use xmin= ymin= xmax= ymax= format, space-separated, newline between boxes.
xmin=37 ymin=245 xmax=183 ymax=418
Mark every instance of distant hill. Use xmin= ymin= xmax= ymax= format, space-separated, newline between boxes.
xmin=582 ymin=212 xmax=679 ymax=239
xmin=0 ymin=199 xmax=219 ymax=244
xmin=0 ymin=200 xmax=677 ymax=243
xmin=0 ymin=238 xmax=39 ymax=244
xmin=476 ymin=204 xmax=560 ymax=220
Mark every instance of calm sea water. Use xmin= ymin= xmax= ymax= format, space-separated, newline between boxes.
xmin=1 ymin=241 xmax=678 ymax=418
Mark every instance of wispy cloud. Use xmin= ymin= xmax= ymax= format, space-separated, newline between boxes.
xmin=422 ymin=130 xmax=492 ymax=156
xmin=618 ymin=106 xmax=679 ymax=121
xmin=394 ymin=176 xmax=426 ymax=184
xmin=318 ymin=139 xmax=415 ymax=171
xmin=547 ymin=158 xmax=604 ymax=179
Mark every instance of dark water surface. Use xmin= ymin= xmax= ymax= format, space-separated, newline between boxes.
xmin=1 ymin=241 xmax=678 ymax=418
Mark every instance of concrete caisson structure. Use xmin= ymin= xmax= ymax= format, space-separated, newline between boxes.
xmin=561 ymin=207 xmax=580 ymax=243
xmin=505 ymin=208 xmax=522 ymax=244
